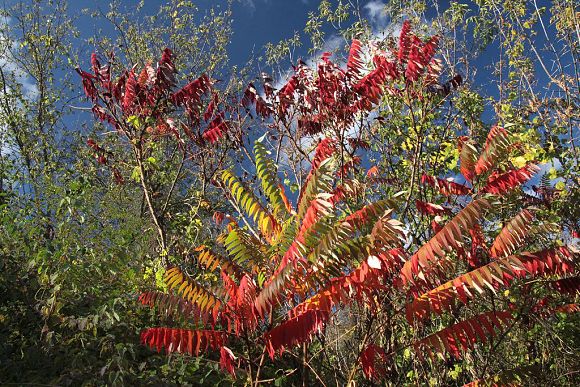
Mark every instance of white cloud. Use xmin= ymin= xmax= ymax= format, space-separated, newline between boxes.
xmin=306 ymin=34 xmax=344 ymax=66
xmin=532 ymin=158 xmax=563 ymax=184
xmin=0 ymin=15 xmax=39 ymax=159
xmin=0 ymin=15 xmax=11 ymax=26
xmin=363 ymin=1 xmax=403 ymax=40
xmin=272 ymin=0 xmax=401 ymax=89
xmin=0 ymin=16 xmax=39 ymax=100
xmin=364 ymin=0 xmax=388 ymax=29
xmin=243 ymin=0 xmax=308 ymax=8
xmin=272 ymin=35 xmax=345 ymax=90
xmin=266 ymin=1 xmax=405 ymax=173
xmin=241 ymin=0 xmax=256 ymax=9
xmin=241 ymin=0 xmax=268 ymax=11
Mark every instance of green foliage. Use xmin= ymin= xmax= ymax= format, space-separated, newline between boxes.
xmin=1 ymin=0 xmax=578 ymax=385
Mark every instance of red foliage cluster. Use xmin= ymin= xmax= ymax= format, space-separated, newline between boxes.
xmin=221 ymin=273 xmax=259 ymax=336
xmin=415 ymin=199 xmax=449 ymax=216
xmin=140 ymin=328 xmax=226 ymax=355
xmin=398 ymin=20 xmax=440 ymax=83
xmin=104 ymin=21 xmax=578 ymax=384
xmin=85 ymin=138 xmax=124 ymax=184
xmin=240 ymin=20 xmax=441 ymax=153
xmin=220 ymin=346 xmax=237 ymax=376
xmin=86 ymin=138 xmax=107 ymax=165
xmin=515 ymin=247 xmax=575 ymax=277
xmin=475 ymin=126 xmax=510 ymax=175
xmin=468 ymin=224 xmax=487 ymax=268
xmin=264 ymin=310 xmax=329 ymax=359
xmin=290 ymin=250 xmax=403 ymax=318
xmin=421 ymin=174 xmax=471 ymax=195
xmin=77 ymin=49 xmax=231 ymax=146
xmin=360 ymin=344 xmax=389 ymax=380
xmin=482 ymin=164 xmax=540 ymax=194
xmin=549 ymin=277 xmax=580 ymax=294
xmin=413 ymin=311 xmax=513 ymax=361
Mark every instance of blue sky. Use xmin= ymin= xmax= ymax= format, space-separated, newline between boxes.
xmin=17 ymin=0 xmax=495 ymax=90
xmin=4 ymin=0 xmax=556 ymax=102
xmin=62 ymin=1 xmax=454 ymax=69
xmin=228 ymin=0 xmax=320 ymax=64
xmin=1 ymin=0 xmax=566 ymax=192
xmin=63 ymin=0 xmax=322 ymax=68
xmin=4 ymin=0 xmax=559 ymax=134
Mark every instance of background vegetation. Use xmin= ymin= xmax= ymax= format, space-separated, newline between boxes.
xmin=0 ymin=0 xmax=578 ymax=385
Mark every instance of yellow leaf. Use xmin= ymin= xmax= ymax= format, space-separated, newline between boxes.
xmin=511 ymin=156 xmax=527 ymax=168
